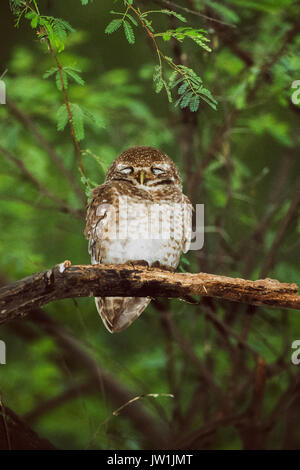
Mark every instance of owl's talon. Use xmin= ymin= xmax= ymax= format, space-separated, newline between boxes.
xmin=151 ymin=261 xmax=175 ymax=272
xmin=124 ymin=260 xmax=149 ymax=268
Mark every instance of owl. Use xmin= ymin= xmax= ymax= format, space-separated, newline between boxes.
xmin=85 ymin=146 xmax=192 ymax=333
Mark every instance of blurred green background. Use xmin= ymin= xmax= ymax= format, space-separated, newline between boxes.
xmin=0 ymin=0 xmax=300 ymax=450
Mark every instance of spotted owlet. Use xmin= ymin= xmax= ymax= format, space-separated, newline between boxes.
xmin=85 ymin=146 xmax=192 ymax=333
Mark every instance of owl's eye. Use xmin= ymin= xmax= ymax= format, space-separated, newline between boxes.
xmin=120 ymin=166 xmax=134 ymax=174
xmin=151 ymin=167 xmax=164 ymax=175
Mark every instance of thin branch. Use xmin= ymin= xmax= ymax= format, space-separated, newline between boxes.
xmin=24 ymin=379 xmax=97 ymax=424
xmin=0 ymin=262 xmax=299 ymax=325
xmin=45 ymin=37 xmax=85 ymax=177
xmin=152 ymin=0 xmax=237 ymax=28
xmin=6 ymin=97 xmax=85 ymax=204
xmin=260 ymin=182 xmax=300 ymax=278
xmin=0 ymin=144 xmax=83 ymax=219
xmin=189 ymin=20 xmax=300 ymax=197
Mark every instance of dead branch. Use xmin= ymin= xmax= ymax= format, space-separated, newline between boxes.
xmin=0 ymin=263 xmax=299 ymax=325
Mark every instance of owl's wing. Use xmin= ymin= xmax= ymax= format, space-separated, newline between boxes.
xmin=85 ymin=183 xmax=151 ymax=333
xmin=85 ymin=184 xmax=116 ymax=264
xmin=182 ymin=195 xmax=193 ymax=254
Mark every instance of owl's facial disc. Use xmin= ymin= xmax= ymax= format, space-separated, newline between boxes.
xmin=113 ymin=163 xmax=175 ymax=187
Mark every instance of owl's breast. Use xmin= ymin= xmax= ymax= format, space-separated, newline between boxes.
xmin=99 ymin=196 xmax=189 ymax=269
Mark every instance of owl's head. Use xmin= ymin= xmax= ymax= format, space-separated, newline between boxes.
xmin=105 ymin=146 xmax=182 ymax=190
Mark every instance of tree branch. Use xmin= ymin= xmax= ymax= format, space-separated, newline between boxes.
xmin=0 ymin=263 xmax=299 ymax=325
xmin=0 ymin=402 xmax=56 ymax=450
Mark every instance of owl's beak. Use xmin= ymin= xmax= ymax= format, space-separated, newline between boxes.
xmin=139 ymin=171 xmax=145 ymax=185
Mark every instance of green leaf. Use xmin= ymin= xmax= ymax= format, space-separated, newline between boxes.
xmin=65 ymin=67 xmax=85 ymax=86
xmin=180 ymin=92 xmax=193 ymax=109
xmin=55 ymin=70 xmax=68 ymax=91
xmin=105 ymin=19 xmax=122 ymax=34
xmin=155 ymin=77 xmax=164 ymax=93
xmin=189 ymin=95 xmax=200 ymax=112
xmin=56 ymin=104 xmax=69 ymax=132
xmin=52 ymin=18 xmax=75 ymax=40
xmin=160 ymin=9 xmax=187 ymax=22
xmin=69 ymin=103 xmax=85 ymax=141
xmin=81 ymin=107 xmax=106 ymax=129
xmin=25 ymin=12 xmax=39 ymax=29
xmin=43 ymin=67 xmax=58 ymax=79
xmin=123 ymin=20 xmax=135 ymax=44
xmin=178 ymin=82 xmax=188 ymax=94
xmin=126 ymin=14 xmax=138 ymax=26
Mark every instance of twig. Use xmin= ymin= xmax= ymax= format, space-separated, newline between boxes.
xmin=0 ymin=401 xmax=55 ymax=450
xmin=260 ymin=182 xmax=300 ymax=278
xmin=0 ymin=390 xmax=11 ymax=450
xmin=0 ymin=144 xmax=83 ymax=219
xmin=152 ymin=0 xmax=237 ymax=28
xmin=189 ymin=21 xmax=300 ymax=198
xmin=6 ymin=98 xmax=85 ymax=203
xmin=45 ymin=37 xmax=85 ymax=177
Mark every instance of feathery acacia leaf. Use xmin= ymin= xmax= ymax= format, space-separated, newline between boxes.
xmin=56 ymin=104 xmax=69 ymax=132
xmin=43 ymin=67 xmax=58 ymax=79
xmin=105 ymin=19 xmax=122 ymax=34
xmin=64 ymin=67 xmax=85 ymax=86
xmin=69 ymin=103 xmax=85 ymax=141
xmin=123 ymin=21 xmax=135 ymax=44
xmin=160 ymin=10 xmax=187 ymax=22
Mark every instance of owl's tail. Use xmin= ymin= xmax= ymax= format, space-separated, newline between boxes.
xmin=95 ymin=296 xmax=151 ymax=333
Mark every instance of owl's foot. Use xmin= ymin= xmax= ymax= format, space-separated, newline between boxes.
xmin=151 ymin=261 xmax=175 ymax=272
xmin=125 ymin=260 xmax=149 ymax=268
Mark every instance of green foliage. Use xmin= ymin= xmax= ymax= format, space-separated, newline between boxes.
xmin=44 ymin=66 xmax=85 ymax=90
xmin=157 ymin=9 xmax=187 ymax=22
xmin=3 ymin=0 xmax=300 ymax=452
xmin=56 ymin=103 xmax=69 ymax=132
xmin=123 ymin=20 xmax=135 ymax=44
xmin=11 ymin=2 xmax=75 ymax=51
xmin=170 ymin=63 xmax=218 ymax=111
xmin=56 ymin=102 xmax=103 ymax=142
xmin=105 ymin=19 xmax=123 ymax=34
xmin=26 ymin=12 xmax=75 ymax=52
xmin=155 ymin=27 xmax=212 ymax=52
xmin=104 ymin=1 xmax=216 ymax=110
xmin=57 ymin=102 xmax=84 ymax=142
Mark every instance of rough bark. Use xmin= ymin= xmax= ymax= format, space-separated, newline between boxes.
xmin=0 ymin=262 xmax=299 ymax=325
xmin=0 ymin=404 xmax=56 ymax=450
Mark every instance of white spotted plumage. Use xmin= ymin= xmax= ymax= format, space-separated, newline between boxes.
xmin=85 ymin=146 xmax=192 ymax=333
